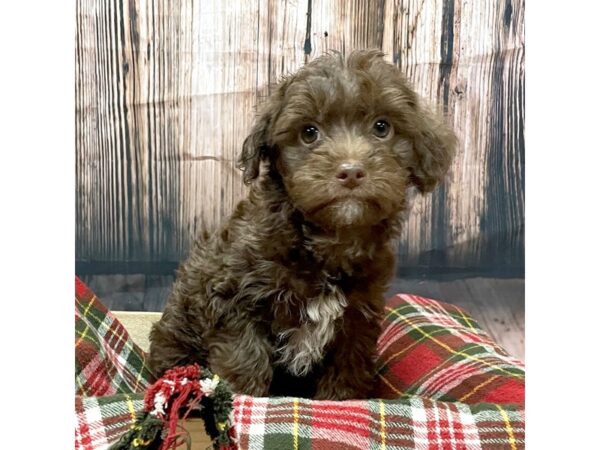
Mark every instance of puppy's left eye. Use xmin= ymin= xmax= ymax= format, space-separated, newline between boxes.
xmin=300 ymin=125 xmax=320 ymax=144
xmin=373 ymin=119 xmax=392 ymax=139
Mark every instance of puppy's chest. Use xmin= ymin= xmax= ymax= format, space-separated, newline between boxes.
xmin=269 ymin=280 xmax=348 ymax=377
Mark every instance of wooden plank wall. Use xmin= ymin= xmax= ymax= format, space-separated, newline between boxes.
xmin=76 ymin=0 xmax=525 ymax=273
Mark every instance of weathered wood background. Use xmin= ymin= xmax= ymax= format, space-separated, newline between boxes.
xmin=76 ymin=0 xmax=524 ymax=275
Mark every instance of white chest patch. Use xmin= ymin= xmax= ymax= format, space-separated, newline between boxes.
xmin=276 ymin=286 xmax=347 ymax=376
xmin=332 ymin=198 xmax=364 ymax=226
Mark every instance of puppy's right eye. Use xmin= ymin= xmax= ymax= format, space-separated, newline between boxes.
xmin=300 ymin=125 xmax=320 ymax=144
xmin=373 ymin=119 xmax=392 ymax=139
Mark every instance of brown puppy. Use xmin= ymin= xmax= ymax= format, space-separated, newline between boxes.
xmin=148 ymin=50 xmax=456 ymax=400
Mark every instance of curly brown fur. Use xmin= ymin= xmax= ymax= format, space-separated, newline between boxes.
xmin=148 ymin=49 xmax=456 ymax=400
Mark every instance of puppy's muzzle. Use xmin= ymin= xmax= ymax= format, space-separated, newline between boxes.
xmin=336 ymin=162 xmax=366 ymax=189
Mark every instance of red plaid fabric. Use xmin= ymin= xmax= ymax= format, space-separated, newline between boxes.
xmin=74 ymin=277 xmax=525 ymax=450
xmin=75 ymin=277 xmax=154 ymax=449
xmin=75 ymin=394 xmax=145 ymax=450
xmin=75 ymin=277 xmax=154 ymax=397
xmin=232 ymin=395 xmax=524 ymax=450
xmin=375 ymin=294 xmax=525 ymax=404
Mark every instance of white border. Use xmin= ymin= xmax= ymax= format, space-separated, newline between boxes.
xmin=2 ymin=0 xmax=599 ymax=447
xmin=527 ymin=1 xmax=600 ymax=448
xmin=0 ymin=2 xmax=74 ymax=448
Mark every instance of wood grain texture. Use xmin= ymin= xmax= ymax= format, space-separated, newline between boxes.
xmin=76 ymin=0 xmax=524 ymax=271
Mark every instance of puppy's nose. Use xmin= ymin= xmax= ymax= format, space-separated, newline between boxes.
xmin=336 ymin=162 xmax=366 ymax=188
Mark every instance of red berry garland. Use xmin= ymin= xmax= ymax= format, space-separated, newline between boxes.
xmin=110 ymin=364 xmax=236 ymax=450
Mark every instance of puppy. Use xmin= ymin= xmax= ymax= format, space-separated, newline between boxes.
xmin=148 ymin=50 xmax=456 ymax=400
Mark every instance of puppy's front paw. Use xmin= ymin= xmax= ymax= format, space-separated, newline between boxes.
xmin=208 ymin=333 xmax=273 ymax=397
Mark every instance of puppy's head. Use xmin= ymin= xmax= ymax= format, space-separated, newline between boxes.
xmin=238 ymin=50 xmax=457 ymax=229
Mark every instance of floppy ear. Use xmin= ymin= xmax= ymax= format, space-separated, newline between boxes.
xmin=237 ymin=110 xmax=272 ymax=184
xmin=237 ymin=79 xmax=292 ymax=184
xmin=408 ymin=106 xmax=457 ymax=193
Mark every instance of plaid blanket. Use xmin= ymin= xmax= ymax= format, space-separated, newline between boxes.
xmin=75 ymin=277 xmax=525 ymax=449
